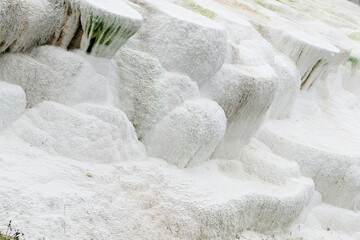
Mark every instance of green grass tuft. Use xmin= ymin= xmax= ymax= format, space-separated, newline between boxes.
xmin=347 ymin=32 xmax=360 ymax=41
xmin=180 ymin=0 xmax=216 ymax=19
xmin=347 ymin=56 xmax=359 ymax=68
xmin=0 ymin=233 xmax=17 ymax=240
xmin=85 ymin=13 xmax=138 ymax=54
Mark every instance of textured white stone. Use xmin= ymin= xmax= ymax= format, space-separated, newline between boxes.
xmin=10 ymin=101 xmax=144 ymax=163
xmin=0 ymin=0 xmax=63 ymax=53
xmin=202 ymin=64 xmax=277 ymax=158
xmin=0 ymin=0 xmax=142 ymax=57
xmin=258 ymin=93 xmax=360 ymax=210
xmin=0 ymin=46 xmax=108 ymax=107
xmin=143 ymin=98 xmax=226 ymax=167
xmin=269 ymin=54 xmax=301 ymax=119
xmin=126 ymin=0 xmax=227 ymax=84
xmin=113 ymin=47 xmax=199 ymax=138
xmin=0 ymin=82 xmax=26 ymax=129
xmin=0 ymin=0 xmax=360 ymax=239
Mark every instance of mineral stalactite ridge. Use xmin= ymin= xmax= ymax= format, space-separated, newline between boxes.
xmin=0 ymin=0 xmax=360 ymax=239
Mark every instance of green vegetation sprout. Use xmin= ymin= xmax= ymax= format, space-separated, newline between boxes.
xmin=180 ymin=0 xmax=216 ymax=19
xmin=347 ymin=56 xmax=359 ymax=68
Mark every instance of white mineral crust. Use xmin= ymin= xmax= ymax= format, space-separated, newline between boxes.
xmin=0 ymin=0 xmax=360 ymax=239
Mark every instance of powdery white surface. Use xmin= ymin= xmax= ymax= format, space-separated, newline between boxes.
xmin=0 ymin=0 xmax=64 ymax=53
xmin=113 ymin=47 xmax=199 ymax=138
xmin=143 ymin=98 xmax=227 ymax=168
xmin=258 ymin=91 xmax=360 ymax=210
xmin=0 ymin=0 xmax=360 ymax=239
xmin=0 ymin=82 xmax=26 ymax=130
xmin=85 ymin=0 xmax=142 ymax=19
xmin=0 ymin=135 xmax=315 ymax=239
xmin=9 ymin=101 xmax=144 ymax=163
xmin=269 ymin=54 xmax=301 ymax=119
xmin=126 ymin=0 xmax=227 ymax=84
xmin=0 ymin=46 xmax=108 ymax=107
xmin=202 ymin=64 xmax=277 ymax=158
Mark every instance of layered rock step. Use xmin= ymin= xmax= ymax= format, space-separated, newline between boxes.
xmin=203 ymin=64 xmax=277 ymax=159
xmin=113 ymin=47 xmax=199 ymax=139
xmin=142 ymin=98 xmax=227 ymax=168
xmin=236 ymin=0 xmax=348 ymax=90
xmin=126 ymin=0 xmax=227 ymax=84
xmin=10 ymin=101 xmax=145 ymax=163
xmin=0 ymin=135 xmax=314 ymax=239
xmin=174 ymin=0 xmax=301 ymax=159
xmin=190 ymin=0 xmax=350 ymax=91
xmin=254 ymin=22 xmax=344 ymax=90
xmin=0 ymin=0 xmax=142 ymax=57
xmin=0 ymin=46 xmax=109 ymax=107
xmin=258 ymin=93 xmax=360 ymax=210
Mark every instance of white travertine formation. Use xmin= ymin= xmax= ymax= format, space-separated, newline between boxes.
xmin=126 ymin=0 xmax=227 ymax=84
xmin=0 ymin=82 xmax=26 ymax=129
xmin=258 ymin=101 xmax=360 ymax=210
xmin=0 ymin=0 xmax=142 ymax=57
xmin=143 ymin=99 xmax=227 ymax=167
xmin=113 ymin=47 xmax=199 ymax=138
xmin=203 ymin=64 xmax=277 ymax=158
xmin=0 ymin=0 xmax=64 ymax=53
xmin=0 ymin=46 xmax=108 ymax=107
xmin=10 ymin=101 xmax=145 ymax=163
xmin=78 ymin=0 xmax=142 ymax=57
xmin=0 ymin=0 xmax=360 ymax=239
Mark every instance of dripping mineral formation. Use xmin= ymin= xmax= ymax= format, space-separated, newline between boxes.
xmin=0 ymin=0 xmax=360 ymax=239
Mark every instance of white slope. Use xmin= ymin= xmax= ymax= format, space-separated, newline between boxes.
xmin=0 ymin=135 xmax=314 ymax=239
xmin=258 ymin=90 xmax=360 ymax=210
xmin=0 ymin=0 xmax=360 ymax=239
